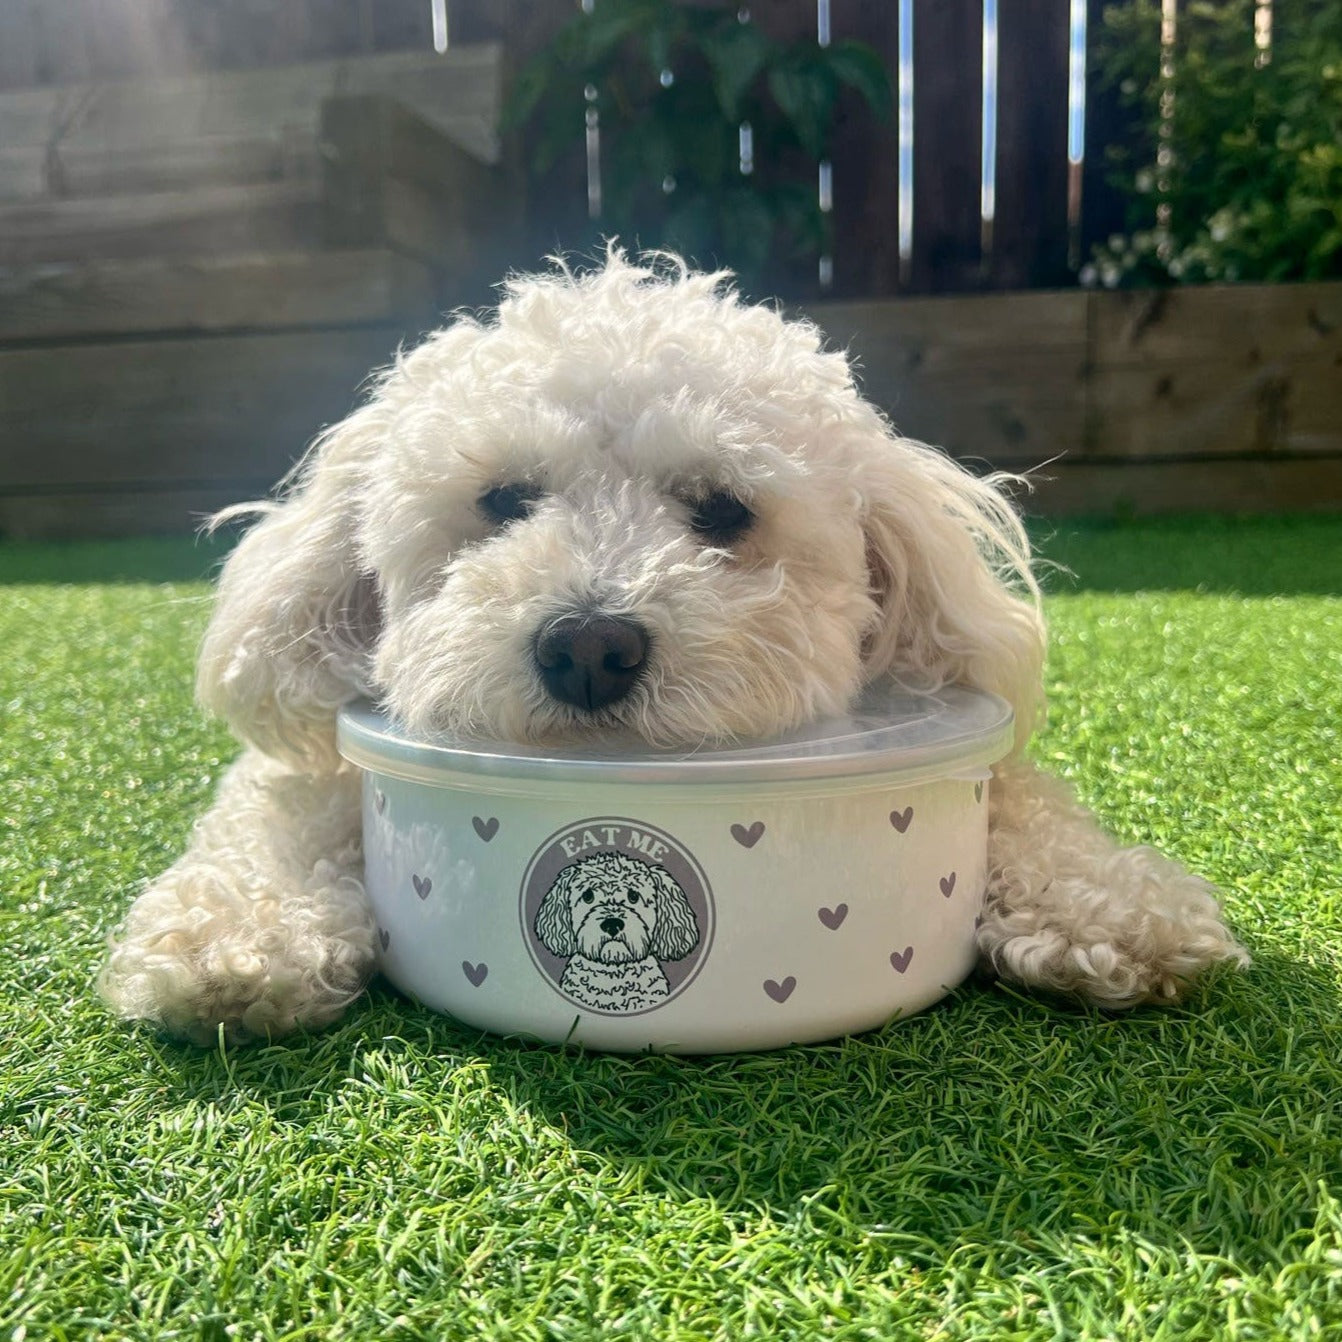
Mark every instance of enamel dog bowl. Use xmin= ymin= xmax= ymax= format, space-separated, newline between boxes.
xmin=337 ymin=684 xmax=1013 ymax=1054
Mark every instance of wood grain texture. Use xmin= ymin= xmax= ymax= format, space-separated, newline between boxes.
xmin=0 ymin=181 xmax=322 ymax=265
xmin=991 ymin=0 xmax=1072 ymax=289
xmin=911 ymin=0 xmax=984 ymax=293
xmin=1014 ymin=455 xmax=1342 ymax=516
xmin=809 ymin=282 xmax=1342 ymax=502
xmin=0 ymin=45 xmax=505 ymax=169
xmin=0 ymin=249 xmax=436 ymax=341
xmin=0 ymin=326 xmax=408 ymax=490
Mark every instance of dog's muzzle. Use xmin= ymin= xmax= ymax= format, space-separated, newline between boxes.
xmin=533 ymin=613 xmax=649 ymax=712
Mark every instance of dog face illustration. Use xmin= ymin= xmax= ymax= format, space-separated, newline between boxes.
xmin=533 ymin=850 xmax=699 ymax=966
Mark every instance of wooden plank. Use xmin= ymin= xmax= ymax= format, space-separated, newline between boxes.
xmin=1009 ymin=454 xmax=1342 ymax=516
xmin=877 ymin=367 xmax=1085 ymax=464
xmin=0 ymin=3 xmax=41 ymax=90
xmin=1087 ymin=357 xmax=1342 ymax=459
xmin=0 ymin=486 xmax=272 ymax=541
xmin=991 ymin=0 xmax=1071 ymax=288
xmin=0 ymin=133 xmax=316 ymax=204
xmin=1091 ymin=283 xmax=1342 ymax=367
xmin=0 ymin=45 xmax=505 ymax=164
xmin=1079 ymin=0 xmax=1130 ymax=269
xmin=812 ymin=290 xmax=1088 ymax=369
xmin=321 ymin=94 xmax=512 ymax=289
xmin=0 ymin=181 xmax=322 ymax=264
xmin=0 ymin=249 xmax=436 ymax=341
xmin=0 ymin=327 xmax=408 ymax=490
xmin=829 ymin=0 xmax=903 ymax=298
xmin=811 ymin=292 xmax=1088 ymax=463
xmin=911 ymin=0 xmax=984 ymax=292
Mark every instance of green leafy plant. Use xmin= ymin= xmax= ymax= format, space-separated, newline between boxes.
xmin=1087 ymin=0 xmax=1342 ymax=286
xmin=505 ymin=0 xmax=892 ymax=290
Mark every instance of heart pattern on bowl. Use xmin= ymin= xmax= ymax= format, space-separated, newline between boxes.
xmin=889 ymin=806 xmax=914 ymax=833
xmin=889 ymin=945 xmax=914 ymax=974
xmin=939 ymin=872 xmax=957 ymax=898
xmin=763 ymin=976 xmax=796 ymax=1003
xmin=817 ymin=903 xmax=849 ymax=930
xmin=374 ymin=789 xmax=387 ymax=815
xmin=974 ymin=781 xmax=984 ymax=803
xmin=472 ymin=816 xmax=499 ymax=842
xmin=731 ymin=821 xmax=766 ymax=848
xmin=462 ymin=960 xmax=488 ymax=987
xmin=412 ymin=873 xmax=432 ymax=900
xmin=378 ymin=928 xmax=391 ymax=952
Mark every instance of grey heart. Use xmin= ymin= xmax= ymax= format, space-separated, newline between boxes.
xmin=889 ymin=945 xmax=914 ymax=974
xmin=818 ymin=904 xmax=848 ymax=930
xmin=378 ymin=928 xmax=390 ymax=952
xmin=974 ymin=781 xmax=984 ymax=803
xmin=374 ymin=789 xmax=387 ymax=815
xmin=763 ymin=976 xmax=796 ymax=1003
xmin=889 ymin=806 xmax=914 ymax=833
xmin=462 ymin=961 xmax=488 ymax=987
xmin=940 ymin=872 xmax=957 ymax=898
xmin=732 ymin=821 xmax=766 ymax=848
xmin=473 ymin=816 xmax=500 ymax=842
xmin=412 ymin=873 xmax=432 ymax=900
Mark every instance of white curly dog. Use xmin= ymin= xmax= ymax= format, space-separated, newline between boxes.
xmin=533 ymin=850 xmax=701 ymax=1014
xmin=100 ymin=252 xmax=1247 ymax=1043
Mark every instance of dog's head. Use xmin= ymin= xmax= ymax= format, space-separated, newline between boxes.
xmin=198 ymin=251 xmax=1044 ymax=769
xmin=533 ymin=850 xmax=699 ymax=965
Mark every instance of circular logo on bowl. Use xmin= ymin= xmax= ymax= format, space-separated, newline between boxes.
xmin=520 ymin=817 xmax=714 ymax=1016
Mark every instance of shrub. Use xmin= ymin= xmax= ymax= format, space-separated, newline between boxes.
xmin=1087 ymin=0 xmax=1342 ymax=286
xmin=504 ymin=0 xmax=891 ymax=291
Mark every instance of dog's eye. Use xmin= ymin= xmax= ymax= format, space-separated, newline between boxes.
xmin=688 ymin=490 xmax=753 ymax=545
xmin=479 ymin=483 xmax=542 ymax=526
xmin=627 ymin=889 xmax=640 ymax=904
xmin=581 ymin=891 xmax=595 ymax=904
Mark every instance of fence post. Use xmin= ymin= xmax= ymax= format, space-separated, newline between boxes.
xmin=829 ymin=0 xmax=903 ymax=298
xmin=1080 ymin=0 xmax=1132 ymax=269
xmin=911 ymin=0 xmax=984 ymax=292
xmin=991 ymin=0 xmax=1072 ymax=288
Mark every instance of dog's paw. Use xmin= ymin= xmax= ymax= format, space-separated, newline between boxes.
xmin=99 ymin=859 xmax=376 ymax=1044
xmin=977 ymin=854 xmax=1249 ymax=1009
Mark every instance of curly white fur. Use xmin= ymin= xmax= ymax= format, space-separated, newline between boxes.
xmin=99 ymin=249 xmax=1247 ymax=1042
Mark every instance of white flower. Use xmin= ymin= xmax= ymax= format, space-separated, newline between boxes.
xmin=1079 ymin=263 xmax=1099 ymax=287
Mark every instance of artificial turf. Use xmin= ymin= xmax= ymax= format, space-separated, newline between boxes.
xmin=1 ymin=515 xmax=1339 ymax=1340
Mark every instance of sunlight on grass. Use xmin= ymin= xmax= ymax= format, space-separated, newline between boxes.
xmin=1 ymin=517 xmax=1339 ymax=1339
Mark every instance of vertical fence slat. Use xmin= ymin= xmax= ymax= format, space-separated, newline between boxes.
xmin=830 ymin=0 xmax=902 ymax=299
xmin=1079 ymin=0 xmax=1130 ymax=270
xmin=910 ymin=0 xmax=984 ymax=292
xmin=992 ymin=0 xmax=1071 ymax=288
xmin=0 ymin=4 xmax=40 ymax=88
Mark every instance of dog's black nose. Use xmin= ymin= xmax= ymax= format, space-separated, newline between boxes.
xmin=599 ymin=916 xmax=625 ymax=937
xmin=534 ymin=614 xmax=649 ymax=712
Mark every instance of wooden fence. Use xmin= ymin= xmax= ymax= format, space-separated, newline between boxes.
xmin=0 ymin=0 xmax=1122 ymax=299
xmin=1 ymin=0 xmax=1337 ymax=533
xmin=810 ymin=281 xmax=1342 ymax=515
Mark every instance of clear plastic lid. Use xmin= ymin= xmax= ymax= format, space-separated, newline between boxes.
xmin=337 ymin=682 xmax=1014 ymax=788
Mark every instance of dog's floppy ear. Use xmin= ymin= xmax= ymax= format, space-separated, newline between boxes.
xmin=649 ymin=868 xmax=699 ymax=961
xmin=196 ymin=400 xmax=387 ymax=773
xmin=854 ymin=409 xmax=1046 ymax=747
xmin=534 ymin=864 xmax=582 ymax=957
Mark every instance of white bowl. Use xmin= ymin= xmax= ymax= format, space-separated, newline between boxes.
xmin=337 ymin=683 xmax=1012 ymax=1053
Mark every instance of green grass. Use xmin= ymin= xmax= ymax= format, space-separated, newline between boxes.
xmin=2 ymin=515 xmax=1340 ymax=1340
